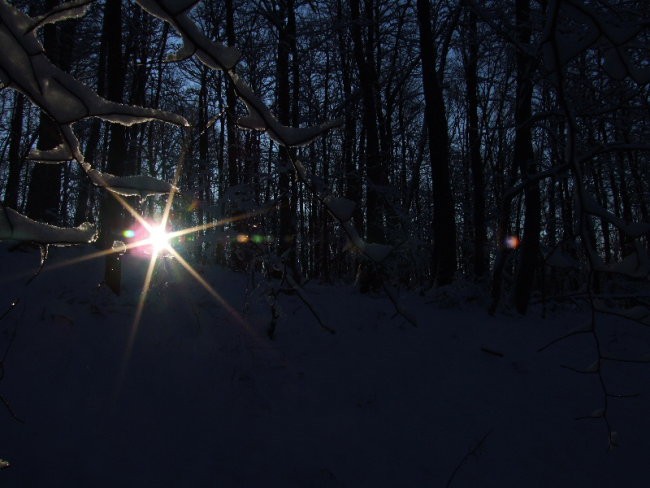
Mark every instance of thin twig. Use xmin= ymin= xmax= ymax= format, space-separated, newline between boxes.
xmin=0 ymin=395 xmax=24 ymax=424
xmin=601 ymin=355 xmax=650 ymax=364
xmin=480 ymin=347 xmax=504 ymax=358
xmin=560 ymin=364 xmax=599 ymax=375
xmin=0 ymin=299 xmax=19 ymax=323
xmin=1 ymin=299 xmax=24 ymax=423
xmin=286 ymin=274 xmax=335 ymax=334
xmin=446 ymin=429 xmax=492 ymax=488
xmin=537 ymin=328 xmax=591 ymax=352
xmin=382 ymin=283 xmax=417 ymax=327
xmin=25 ymin=244 xmax=49 ymax=285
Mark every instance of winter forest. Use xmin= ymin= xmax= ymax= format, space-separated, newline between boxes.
xmin=1 ymin=0 xmax=650 ymax=486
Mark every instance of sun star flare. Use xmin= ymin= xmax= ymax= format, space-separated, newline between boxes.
xmin=148 ymin=224 xmax=172 ymax=254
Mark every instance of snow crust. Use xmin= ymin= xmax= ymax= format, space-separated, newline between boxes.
xmin=1 ymin=246 xmax=649 ymax=487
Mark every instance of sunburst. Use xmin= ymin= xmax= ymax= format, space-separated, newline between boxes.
xmin=109 ymin=178 xmax=261 ymax=388
xmin=19 ymin=161 xmax=272 ymax=395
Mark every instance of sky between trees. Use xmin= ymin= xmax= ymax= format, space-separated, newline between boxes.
xmin=0 ymin=0 xmax=649 ymax=314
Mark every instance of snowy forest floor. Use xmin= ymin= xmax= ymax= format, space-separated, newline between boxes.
xmin=1 ymin=244 xmax=649 ymax=487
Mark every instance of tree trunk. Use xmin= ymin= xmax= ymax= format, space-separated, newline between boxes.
xmin=350 ymin=0 xmax=385 ymax=248
xmin=512 ymin=0 xmax=540 ymax=314
xmin=4 ymin=93 xmax=25 ymax=209
xmin=26 ymin=0 xmax=64 ymax=224
xmin=463 ymin=10 xmax=487 ymax=279
xmin=416 ymin=0 xmax=456 ymax=285
xmin=101 ymin=0 xmax=128 ymax=294
xmin=349 ymin=0 xmax=388 ymax=292
xmin=225 ymin=0 xmax=239 ymax=189
xmin=198 ymin=66 xmax=210 ymax=226
xmin=276 ymin=0 xmax=299 ymax=278
xmin=337 ymin=0 xmax=361 ymax=231
xmin=75 ymin=18 xmax=109 ymax=226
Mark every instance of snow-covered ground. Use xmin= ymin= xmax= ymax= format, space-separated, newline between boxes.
xmin=1 ymin=244 xmax=649 ymax=487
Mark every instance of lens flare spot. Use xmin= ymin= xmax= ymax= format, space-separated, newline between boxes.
xmin=123 ymin=229 xmax=136 ymax=238
xmin=149 ymin=225 xmax=171 ymax=252
xmin=236 ymin=234 xmax=249 ymax=243
xmin=505 ymin=236 xmax=520 ymax=249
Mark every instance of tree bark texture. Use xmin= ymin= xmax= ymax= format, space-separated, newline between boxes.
xmin=416 ymin=0 xmax=456 ymax=286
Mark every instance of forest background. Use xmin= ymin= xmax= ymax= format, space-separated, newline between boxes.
xmin=1 ymin=0 xmax=650 ymax=315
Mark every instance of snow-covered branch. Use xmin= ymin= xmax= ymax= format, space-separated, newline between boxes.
xmin=81 ymin=163 xmax=179 ymax=201
xmin=133 ymin=1 xmax=394 ymax=263
xmin=0 ymin=205 xmax=97 ymax=246
xmin=132 ymin=0 xmax=342 ymax=148
xmin=0 ymin=0 xmax=188 ymax=163
xmin=0 ymin=0 xmax=189 ymax=245
xmin=135 ymin=0 xmax=241 ymax=68
xmin=229 ymin=72 xmax=343 ymax=147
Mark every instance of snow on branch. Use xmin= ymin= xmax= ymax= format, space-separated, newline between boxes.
xmin=230 ymin=73 xmax=344 ymax=147
xmin=0 ymin=0 xmax=189 ymax=164
xmin=133 ymin=0 xmax=342 ymax=147
xmin=29 ymin=0 xmax=94 ymax=33
xmin=132 ymin=0 xmax=399 ymax=300
xmin=132 ymin=0 xmax=384 ymax=265
xmin=28 ymin=143 xmax=74 ymax=163
xmin=581 ymin=193 xmax=650 ymax=239
xmin=323 ymin=196 xmax=356 ymax=222
xmin=135 ymin=0 xmax=241 ymax=68
xmin=0 ymin=205 xmax=97 ymax=245
xmin=599 ymin=241 xmax=650 ymax=279
xmin=81 ymin=162 xmax=179 ymax=201
xmin=291 ymin=158 xmax=392 ymax=263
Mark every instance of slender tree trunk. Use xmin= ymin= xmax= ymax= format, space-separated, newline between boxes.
xmin=350 ymin=0 xmax=385 ymax=248
xmin=349 ymin=0 xmax=388 ymax=292
xmin=513 ymin=0 xmax=540 ymax=314
xmin=276 ymin=0 xmax=299 ymax=278
xmin=26 ymin=0 xmax=63 ymax=224
xmin=337 ymin=0 xmax=361 ymax=231
xmin=76 ymin=18 xmax=109 ymax=225
xmin=225 ymin=0 xmax=239 ymax=189
xmin=289 ymin=0 xmax=301 ymax=279
xmin=198 ymin=66 xmax=210 ymax=226
xmin=320 ymin=52 xmax=331 ymax=282
xmin=5 ymin=93 xmax=25 ymax=209
xmin=74 ymin=120 xmax=100 ymax=225
xmin=416 ymin=0 xmax=456 ymax=285
xmin=464 ymin=10 xmax=487 ymax=279
xmin=101 ymin=0 xmax=128 ymax=294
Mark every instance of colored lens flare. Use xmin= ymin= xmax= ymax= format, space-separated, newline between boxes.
xmin=236 ymin=234 xmax=249 ymax=243
xmin=505 ymin=236 xmax=520 ymax=249
xmin=123 ymin=229 xmax=136 ymax=238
